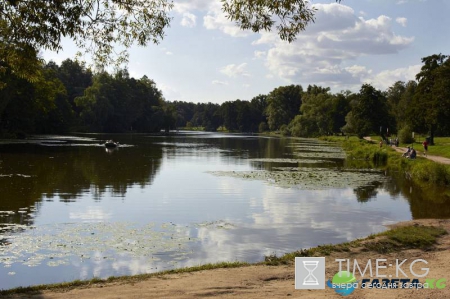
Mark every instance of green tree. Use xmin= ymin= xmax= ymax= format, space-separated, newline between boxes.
xmin=343 ymin=84 xmax=394 ymax=139
xmin=221 ymin=0 xmax=315 ymax=42
xmin=431 ymin=57 xmax=450 ymax=135
xmin=1 ymin=0 xmax=173 ymax=77
xmin=266 ymin=84 xmax=303 ymax=131
xmin=2 ymin=0 xmax=336 ymax=82
xmin=409 ymin=54 xmax=449 ymax=143
xmin=53 ymin=59 xmax=93 ymax=115
xmin=391 ymin=80 xmax=417 ymax=130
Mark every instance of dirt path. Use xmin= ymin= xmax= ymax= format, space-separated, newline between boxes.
xmin=4 ymin=219 xmax=450 ymax=299
xmin=363 ymin=137 xmax=450 ymax=165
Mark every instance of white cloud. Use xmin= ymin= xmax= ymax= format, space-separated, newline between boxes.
xmin=166 ymin=51 xmax=173 ymax=55
xmin=181 ymin=12 xmax=197 ymax=28
xmin=173 ymin=0 xmax=212 ymax=13
xmin=212 ymin=80 xmax=228 ymax=85
xmin=397 ymin=0 xmax=427 ymax=4
xmin=203 ymin=2 xmax=251 ymax=37
xmin=254 ymin=50 xmax=266 ymax=60
xmin=368 ymin=64 xmax=421 ymax=90
xmin=396 ymin=17 xmax=408 ymax=27
xmin=220 ymin=63 xmax=250 ymax=77
xmin=159 ymin=83 xmax=184 ymax=101
xmin=242 ymin=84 xmax=250 ymax=88
xmin=253 ymin=3 xmax=415 ymax=90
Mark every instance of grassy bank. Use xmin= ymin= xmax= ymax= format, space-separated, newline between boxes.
xmin=320 ymin=136 xmax=450 ymax=187
xmin=264 ymin=224 xmax=447 ymax=265
xmin=1 ymin=224 xmax=446 ymax=296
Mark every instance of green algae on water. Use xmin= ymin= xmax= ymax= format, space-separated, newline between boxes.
xmin=207 ymin=168 xmax=385 ymax=190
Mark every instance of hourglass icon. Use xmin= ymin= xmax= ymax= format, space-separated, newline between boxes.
xmin=302 ymin=260 xmax=319 ymax=285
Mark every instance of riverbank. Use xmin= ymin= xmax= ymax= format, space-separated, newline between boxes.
xmin=320 ymin=136 xmax=450 ymax=188
xmin=2 ymin=220 xmax=450 ymax=298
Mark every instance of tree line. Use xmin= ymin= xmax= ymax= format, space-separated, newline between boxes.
xmin=149 ymin=53 xmax=450 ymax=144
xmin=1 ymin=54 xmax=449 ymax=141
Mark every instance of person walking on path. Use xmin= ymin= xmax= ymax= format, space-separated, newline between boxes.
xmin=422 ymin=140 xmax=429 ymax=157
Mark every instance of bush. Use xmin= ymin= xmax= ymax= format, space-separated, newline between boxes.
xmin=410 ymin=161 xmax=450 ymax=186
xmin=398 ymin=125 xmax=414 ymax=144
xmin=258 ymin=122 xmax=268 ymax=133
xmin=280 ymin=124 xmax=290 ymax=136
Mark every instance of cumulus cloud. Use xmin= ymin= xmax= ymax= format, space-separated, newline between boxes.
xmin=212 ymin=80 xmax=229 ymax=85
xmin=253 ymin=3 xmax=415 ymax=90
xmin=396 ymin=17 xmax=408 ymax=27
xmin=203 ymin=2 xmax=251 ymax=37
xmin=173 ymin=0 xmax=212 ymax=13
xmin=368 ymin=64 xmax=421 ymax=90
xmin=181 ymin=12 xmax=197 ymax=28
xmin=254 ymin=51 xmax=266 ymax=59
xmin=220 ymin=63 xmax=250 ymax=78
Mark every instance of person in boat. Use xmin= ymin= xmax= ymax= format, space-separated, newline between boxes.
xmin=105 ymin=140 xmax=119 ymax=147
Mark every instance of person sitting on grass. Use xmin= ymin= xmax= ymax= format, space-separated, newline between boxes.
xmin=407 ymin=148 xmax=417 ymax=159
xmin=402 ymin=146 xmax=411 ymax=157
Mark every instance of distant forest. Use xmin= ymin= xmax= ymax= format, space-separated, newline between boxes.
xmin=1 ymin=54 xmax=449 ymax=141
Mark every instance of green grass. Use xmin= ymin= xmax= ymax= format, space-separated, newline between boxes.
xmin=320 ymin=136 xmax=390 ymax=167
xmin=321 ymin=135 xmax=450 ymax=187
xmin=264 ymin=225 xmax=447 ymax=265
xmin=421 ymin=137 xmax=450 ymax=159
xmin=364 ymin=225 xmax=447 ymax=254
xmin=264 ymin=241 xmax=361 ymax=265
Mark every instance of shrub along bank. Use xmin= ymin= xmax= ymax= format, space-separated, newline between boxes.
xmin=320 ymin=136 xmax=450 ymax=187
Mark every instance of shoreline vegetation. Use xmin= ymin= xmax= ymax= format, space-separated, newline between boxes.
xmin=319 ymin=135 xmax=450 ymax=188
xmin=1 ymin=224 xmax=446 ymax=296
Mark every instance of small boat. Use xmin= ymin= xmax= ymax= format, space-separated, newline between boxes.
xmin=104 ymin=140 xmax=119 ymax=148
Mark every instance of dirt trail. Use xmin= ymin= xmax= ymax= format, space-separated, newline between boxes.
xmin=4 ymin=219 xmax=450 ymax=299
xmin=363 ymin=137 xmax=450 ymax=165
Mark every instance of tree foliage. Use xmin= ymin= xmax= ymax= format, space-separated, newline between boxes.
xmin=342 ymin=84 xmax=395 ymax=139
xmin=288 ymin=86 xmax=350 ymax=137
xmin=221 ymin=0 xmax=315 ymax=42
xmin=266 ymin=84 xmax=303 ymax=131
xmin=0 ymin=0 xmax=343 ymax=83
xmin=408 ymin=54 xmax=450 ymax=142
xmin=1 ymin=0 xmax=173 ymax=78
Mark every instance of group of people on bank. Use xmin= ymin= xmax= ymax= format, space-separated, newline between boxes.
xmin=401 ymin=140 xmax=429 ymax=159
xmin=402 ymin=146 xmax=417 ymax=159
xmin=379 ymin=137 xmax=429 ymax=160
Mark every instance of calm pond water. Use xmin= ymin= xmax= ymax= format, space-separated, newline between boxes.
xmin=0 ymin=132 xmax=449 ymax=290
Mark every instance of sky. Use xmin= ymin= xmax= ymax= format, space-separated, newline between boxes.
xmin=42 ymin=0 xmax=450 ymax=104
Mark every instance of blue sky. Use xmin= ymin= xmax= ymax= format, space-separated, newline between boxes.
xmin=43 ymin=0 xmax=450 ymax=104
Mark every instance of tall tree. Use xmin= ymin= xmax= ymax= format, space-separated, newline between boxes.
xmin=409 ymin=54 xmax=449 ymax=143
xmin=266 ymin=85 xmax=303 ymax=131
xmin=343 ymin=84 xmax=394 ymax=139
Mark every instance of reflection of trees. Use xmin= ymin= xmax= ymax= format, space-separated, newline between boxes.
xmin=349 ymin=170 xmax=450 ymax=217
xmin=382 ymin=173 xmax=450 ymax=219
xmin=0 ymin=135 xmax=163 ymax=225
xmin=353 ymin=182 xmax=383 ymax=203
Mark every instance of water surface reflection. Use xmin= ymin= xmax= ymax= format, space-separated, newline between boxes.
xmin=0 ymin=132 xmax=449 ymax=289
